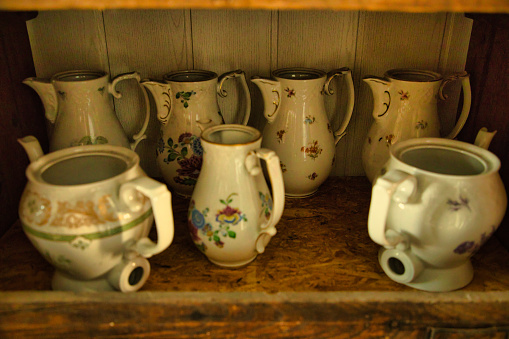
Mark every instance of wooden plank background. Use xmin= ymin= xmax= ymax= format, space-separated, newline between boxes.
xmin=26 ymin=10 xmax=472 ymax=177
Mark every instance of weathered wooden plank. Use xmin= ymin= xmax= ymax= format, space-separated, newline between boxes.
xmin=1 ymin=0 xmax=509 ymax=13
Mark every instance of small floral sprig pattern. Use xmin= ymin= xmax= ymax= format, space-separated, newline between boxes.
xmin=259 ymin=192 xmax=273 ymax=220
xmin=157 ymin=132 xmax=203 ymax=186
xmin=304 ymin=115 xmax=316 ymax=124
xmin=447 ymin=195 xmax=471 ymax=211
xmin=276 ymin=130 xmax=286 ymax=143
xmin=454 ymin=226 xmax=496 ymax=255
xmin=284 ymin=87 xmax=296 ymax=97
xmin=176 ymin=90 xmax=196 ymax=108
xmin=415 ymin=120 xmax=428 ymax=130
xmin=301 ymin=140 xmax=323 ymax=160
xmin=188 ymin=193 xmax=247 ymax=251
xmin=398 ymin=90 xmax=410 ymax=100
xmin=307 ymin=172 xmax=318 ymax=180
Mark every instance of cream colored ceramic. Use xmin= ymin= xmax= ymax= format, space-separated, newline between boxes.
xmin=362 ymin=69 xmax=471 ymax=182
xmin=23 ymin=70 xmax=150 ymax=152
xmin=18 ymin=136 xmax=174 ymax=292
xmin=188 ymin=125 xmax=284 ymax=267
xmin=141 ymin=70 xmax=251 ymax=198
xmin=252 ymin=67 xmax=354 ymax=197
xmin=367 ymin=129 xmax=506 ymax=292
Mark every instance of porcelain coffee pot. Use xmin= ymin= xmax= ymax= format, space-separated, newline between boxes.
xmin=368 ymin=128 xmax=506 ymax=292
xmin=252 ymin=67 xmax=354 ymax=197
xmin=187 ymin=125 xmax=284 ymax=267
xmin=18 ymin=136 xmax=174 ymax=292
xmin=362 ymin=69 xmax=471 ymax=182
xmin=141 ymin=70 xmax=251 ymax=197
xmin=23 ymin=70 xmax=150 ymax=152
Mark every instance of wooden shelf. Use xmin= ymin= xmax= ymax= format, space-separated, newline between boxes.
xmin=1 ymin=177 xmax=509 ymax=337
xmin=1 ymin=0 xmax=509 ymax=12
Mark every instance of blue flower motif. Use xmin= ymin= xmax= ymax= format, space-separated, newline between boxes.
xmin=191 ymin=209 xmax=205 ymax=229
xmin=192 ymin=137 xmax=203 ymax=156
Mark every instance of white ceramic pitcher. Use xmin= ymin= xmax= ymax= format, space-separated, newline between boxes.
xmin=142 ymin=70 xmax=251 ymax=197
xmin=367 ymin=129 xmax=506 ymax=292
xmin=18 ymin=136 xmax=174 ymax=292
xmin=252 ymin=67 xmax=354 ymax=197
xmin=362 ymin=69 xmax=471 ymax=182
xmin=23 ymin=70 xmax=150 ymax=152
xmin=187 ymin=125 xmax=284 ymax=267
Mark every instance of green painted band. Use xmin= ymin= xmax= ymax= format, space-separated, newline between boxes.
xmin=22 ymin=208 xmax=153 ymax=242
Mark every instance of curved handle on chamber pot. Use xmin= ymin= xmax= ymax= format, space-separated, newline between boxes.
xmin=368 ymin=170 xmax=417 ymax=248
xmin=120 ymin=176 xmax=174 ymax=258
xmin=245 ymin=148 xmax=285 ymax=253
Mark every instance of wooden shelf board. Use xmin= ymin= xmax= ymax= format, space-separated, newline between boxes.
xmin=1 ymin=0 xmax=509 ymax=12
xmin=1 ymin=176 xmax=508 ymax=293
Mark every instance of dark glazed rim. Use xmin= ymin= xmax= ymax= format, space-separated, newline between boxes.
xmin=272 ymin=67 xmax=326 ymax=80
xmin=53 ymin=70 xmax=107 ymax=82
xmin=385 ymin=69 xmax=442 ymax=82
xmin=163 ymin=70 xmax=218 ymax=83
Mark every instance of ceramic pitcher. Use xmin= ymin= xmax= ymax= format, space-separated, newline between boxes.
xmin=368 ymin=129 xmax=506 ymax=292
xmin=23 ymin=70 xmax=150 ymax=152
xmin=18 ymin=136 xmax=174 ymax=292
xmin=252 ymin=67 xmax=354 ymax=197
xmin=141 ymin=70 xmax=251 ymax=197
xmin=362 ymin=69 xmax=471 ymax=182
xmin=187 ymin=125 xmax=284 ymax=267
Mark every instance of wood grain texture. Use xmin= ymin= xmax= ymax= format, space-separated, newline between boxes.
xmin=103 ymin=9 xmax=191 ymax=177
xmin=1 ymin=0 xmax=509 ymax=13
xmin=1 ymin=177 xmax=509 ymax=293
xmin=24 ymin=11 xmax=471 ymax=178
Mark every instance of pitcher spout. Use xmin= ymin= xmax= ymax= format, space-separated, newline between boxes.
xmin=18 ymin=135 xmax=45 ymax=163
xmin=251 ymin=77 xmax=281 ymax=123
xmin=22 ymin=77 xmax=58 ymax=124
xmin=363 ymin=76 xmax=391 ymax=119
xmin=474 ymin=127 xmax=497 ymax=150
xmin=140 ymin=80 xmax=173 ymax=125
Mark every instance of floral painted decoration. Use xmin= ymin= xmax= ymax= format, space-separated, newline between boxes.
xmin=284 ymin=87 xmax=296 ymax=97
xmin=454 ymin=226 xmax=496 ymax=255
xmin=398 ymin=90 xmax=410 ymax=100
xmin=415 ymin=120 xmax=428 ymax=130
xmin=301 ymin=140 xmax=323 ymax=160
xmin=188 ymin=193 xmax=247 ymax=251
xmin=276 ymin=130 xmax=286 ymax=143
xmin=307 ymin=172 xmax=318 ymax=180
xmin=304 ymin=115 xmax=316 ymax=124
xmin=259 ymin=192 xmax=273 ymax=220
xmin=157 ymin=132 xmax=203 ymax=186
xmin=176 ymin=90 xmax=197 ymax=108
xmin=447 ymin=195 xmax=471 ymax=211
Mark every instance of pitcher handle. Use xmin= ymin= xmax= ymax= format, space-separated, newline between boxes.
xmin=110 ymin=71 xmax=151 ymax=151
xmin=368 ymin=170 xmax=417 ymax=248
xmin=217 ymin=69 xmax=252 ymax=125
xmin=120 ymin=176 xmax=175 ymax=258
xmin=440 ymin=72 xmax=471 ymax=139
xmin=245 ymin=149 xmax=285 ymax=254
xmin=323 ymin=67 xmax=355 ymax=145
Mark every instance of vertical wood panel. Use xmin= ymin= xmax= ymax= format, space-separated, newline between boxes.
xmin=346 ymin=12 xmax=448 ymax=176
xmin=191 ymin=10 xmax=273 ymax=129
xmin=276 ymin=10 xmax=359 ymax=176
xmin=26 ymin=11 xmax=108 ymax=76
xmin=103 ymin=9 xmax=190 ymax=176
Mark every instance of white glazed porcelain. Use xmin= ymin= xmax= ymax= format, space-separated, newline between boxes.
xmin=252 ymin=67 xmax=354 ymax=197
xmin=18 ymin=136 xmax=174 ymax=292
xmin=23 ymin=70 xmax=150 ymax=152
xmin=368 ymin=131 xmax=506 ymax=292
xmin=142 ymin=70 xmax=251 ymax=198
xmin=187 ymin=125 xmax=284 ymax=267
xmin=362 ymin=69 xmax=471 ymax=182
